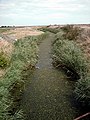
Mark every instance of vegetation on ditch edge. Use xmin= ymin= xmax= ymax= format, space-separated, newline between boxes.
xmin=0 ymin=33 xmax=48 ymax=120
xmin=52 ymin=26 xmax=90 ymax=107
xmin=61 ymin=25 xmax=82 ymax=41
xmin=52 ymin=38 xmax=88 ymax=80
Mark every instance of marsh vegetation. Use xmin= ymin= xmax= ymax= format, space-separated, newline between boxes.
xmin=0 ymin=25 xmax=90 ymax=120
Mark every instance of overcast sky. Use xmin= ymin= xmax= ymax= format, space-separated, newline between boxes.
xmin=0 ymin=0 xmax=90 ymax=26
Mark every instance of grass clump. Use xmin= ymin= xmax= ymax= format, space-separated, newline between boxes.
xmin=52 ymin=38 xmax=88 ymax=79
xmin=0 ymin=52 xmax=9 ymax=68
xmin=12 ymin=37 xmax=38 ymax=66
xmin=75 ymin=76 xmax=90 ymax=107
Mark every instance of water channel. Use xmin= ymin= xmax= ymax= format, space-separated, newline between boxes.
xmin=21 ymin=34 xmax=80 ymax=120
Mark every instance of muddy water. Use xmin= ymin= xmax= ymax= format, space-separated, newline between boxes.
xmin=21 ymin=34 xmax=79 ymax=120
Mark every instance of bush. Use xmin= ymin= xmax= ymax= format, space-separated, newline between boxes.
xmin=0 ymin=52 xmax=9 ymax=68
xmin=61 ymin=25 xmax=82 ymax=40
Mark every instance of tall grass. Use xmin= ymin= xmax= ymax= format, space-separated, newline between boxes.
xmin=52 ymin=30 xmax=90 ymax=107
xmin=0 ymin=33 xmax=48 ymax=120
xmin=75 ymin=76 xmax=90 ymax=107
xmin=52 ymin=38 xmax=88 ymax=79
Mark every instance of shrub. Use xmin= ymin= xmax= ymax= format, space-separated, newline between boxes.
xmin=61 ymin=25 xmax=82 ymax=40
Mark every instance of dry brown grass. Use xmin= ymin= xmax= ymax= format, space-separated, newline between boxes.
xmin=0 ymin=38 xmax=14 ymax=77
xmin=0 ymin=39 xmax=13 ymax=57
xmin=2 ymin=27 xmax=44 ymax=39
xmin=77 ymin=28 xmax=90 ymax=59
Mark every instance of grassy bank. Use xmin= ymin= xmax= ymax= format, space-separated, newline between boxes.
xmin=52 ymin=38 xmax=88 ymax=79
xmin=0 ymin=32 xmax=48 ymax=120
xmin=52 ymin=26 xmax=90 ymax=107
